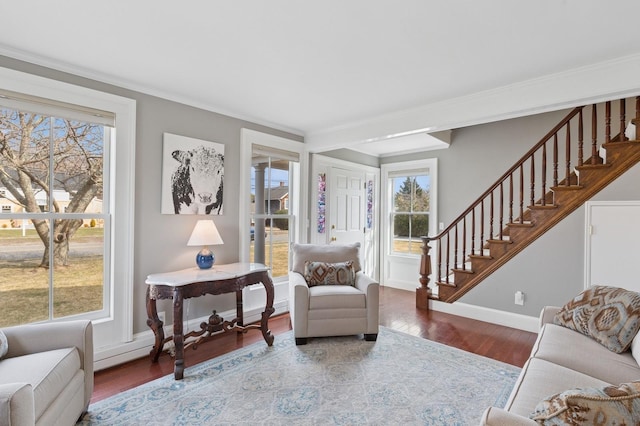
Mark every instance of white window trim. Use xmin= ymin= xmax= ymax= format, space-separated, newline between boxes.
xmin=0 ymin=66 xmax=137 ymax=351
xmin=239 ymin=129 xmax=308 ymax=261
xmin=380 ymin=158 xmax=438 ymax=288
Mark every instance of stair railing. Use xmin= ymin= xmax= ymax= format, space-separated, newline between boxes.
xmin=423 ymin=97 xmax=640 ymax=296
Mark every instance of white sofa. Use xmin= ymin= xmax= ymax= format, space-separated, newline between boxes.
xmin=289 ymin=242 xmax=379 ymax=345
xmin=0 ymin=320 xmax=93 ymax=426
xmin=481 ymin=305 xmax=640 ymax=424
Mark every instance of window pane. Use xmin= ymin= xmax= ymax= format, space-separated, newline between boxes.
xmin=265 ymin=170 xmax=289 ymax=215
xmin=412 ymin=175 xmax=430 ymax=212
xmin=0 ymin=221 xmax=49 ymax=327
xmin=53 ymin=219 xmax=104 ymax=318
xmin=392 ymin=214 xmax=429 ymax=255
xmin=392 ymin=175 xmax=430 ymax=213
xmin=52 ymin=118 xmax=104 ymax=210
xmin=392 ymin=176 xmax=411 ymax=212
xmin=0 ymin=109 xmax=50 ymax=213
xmin=250 ymin=144 xmax=295 ymax=281
xmin=250 ymin=217 xmax=290 ymax=279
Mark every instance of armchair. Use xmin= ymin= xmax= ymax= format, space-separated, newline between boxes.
xmin=0 ymin=320 xmax=93 ymax=426
xmin=289 ymin=242 xmax=379 ymax=345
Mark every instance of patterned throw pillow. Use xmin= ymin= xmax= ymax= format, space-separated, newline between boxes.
xmin=553 ymin=286 xmax=640 ymax=353
xmin=530 ymin=381 xmax=640 ymax=425
xmin=304 ymin=261 xmax=355 ymax=287
xmin=0 ymin=329 xmax=8 ymax=360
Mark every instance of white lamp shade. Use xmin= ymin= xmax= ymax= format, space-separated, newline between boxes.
xmin=187 ymin=220 xmax=224 ymax=246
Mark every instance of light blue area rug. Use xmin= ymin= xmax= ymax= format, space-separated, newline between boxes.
xmin=80 ymin=327 xmax=519 ymax=425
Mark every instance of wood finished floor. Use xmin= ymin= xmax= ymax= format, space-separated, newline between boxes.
xmin=92 ymin=286 xmax=537 ymax=404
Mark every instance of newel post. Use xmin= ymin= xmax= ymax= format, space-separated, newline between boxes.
xmin=416 ymin=236 xmax=432 ymax=311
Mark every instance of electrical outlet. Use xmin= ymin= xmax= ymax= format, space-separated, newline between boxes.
xmin=515 ymin=291 xmax=525 ymax=306
xmin=439 ymin=222 xmax=444 ymax=231
xmin=158 ymin=311 xmax=166 ymax=325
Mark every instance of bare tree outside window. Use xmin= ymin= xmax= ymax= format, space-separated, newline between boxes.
xmin=0 ymin=105 xmax=106 ymax=327
xmin=0 ymin=109 xmax=104 ymax=267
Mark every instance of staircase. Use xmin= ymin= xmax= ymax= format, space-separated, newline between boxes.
xmin=419 ymin=97 xmax=640 ymax=304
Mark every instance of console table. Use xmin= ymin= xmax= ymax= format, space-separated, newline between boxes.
xmin=145 ymin=262 xmax=275 ymax=379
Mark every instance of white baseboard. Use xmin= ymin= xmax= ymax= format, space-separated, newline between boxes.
xmin=429 ymin=299 xmax=539 ymax=333
xmin=93 ymin=300 xmax=289 ymax=371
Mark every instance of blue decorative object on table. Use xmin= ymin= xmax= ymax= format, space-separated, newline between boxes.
xmin=187 ymin=220 xmax=224 ymax=269
xmin=195 ymin=248 xmax=215 ymax=269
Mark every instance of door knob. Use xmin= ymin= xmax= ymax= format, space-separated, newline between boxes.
xmin=331 ymin=237 xmax=337 ymax=242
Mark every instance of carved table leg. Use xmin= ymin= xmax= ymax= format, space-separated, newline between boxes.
xmin=260 ymin=271 xmax=275 ymax=346
xmin=236 ymin=290 xmax=244 ymax=327
xmin=173 ymin=287 xmax=185 ymax=380
xmin=146 ymin=287 xmax=165 ymax=362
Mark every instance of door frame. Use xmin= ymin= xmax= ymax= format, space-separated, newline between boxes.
xmin=310 ymin=154 xmax=380 ymax=279
xmin=584 ymin=200 xmax=640 ymax=291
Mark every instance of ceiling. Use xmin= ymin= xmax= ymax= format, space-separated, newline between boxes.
xmin=1 ymin=1 xmax=640 ymax=156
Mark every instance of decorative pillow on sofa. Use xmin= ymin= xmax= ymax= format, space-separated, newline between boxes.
xmin=0 ymin=329 xmax=7 ymax=359
xmin=304 ymin=261 xmax=356 ymax=287
xmin=530 ymin=381 xmax=640 ymax=425
xmin=553 ymin=285 xmax=640 ymax=353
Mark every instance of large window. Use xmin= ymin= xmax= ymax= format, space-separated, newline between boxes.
xmin=0 ymin=67 xmax=135 ymax=355
xmin=0 ymin=103 xmax=110 ymax=326
xmin=240 ymin=129 xmax=306 ymax=282
xmin=250 ymin=145 xmax=299 ymax=279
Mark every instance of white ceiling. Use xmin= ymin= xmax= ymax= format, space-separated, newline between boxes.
xmin=2 ymin=1 xmax=640 ymax=156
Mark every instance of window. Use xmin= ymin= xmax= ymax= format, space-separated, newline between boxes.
xmin=0 ymin=67 xmax=135 ymax=353
xmin=0 ymin=100 xmax=110 ymax=325
xmin=390 ymin=174 xmax=430 ymax=255
xmin=380 ymin=159 xmax=437 ymax=290
xmin=250 ymin=145 xmax=298 ymax=279
xmin=240 ymin=129 xmax=306 ymax=282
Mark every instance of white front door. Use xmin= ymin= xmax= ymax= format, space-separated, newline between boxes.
xmin=310 ymin=155 xmax=379 ymax=279
xmin=329 ymin=167 xmax=365 ymax=247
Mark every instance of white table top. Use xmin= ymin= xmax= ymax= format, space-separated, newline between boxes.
xmin=145 ymin=262 xmax=269 ymax=287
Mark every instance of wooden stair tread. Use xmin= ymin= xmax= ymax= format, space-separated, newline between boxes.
xmin=469 ymin=254 xmax=492 ymax=260
xmin=550 ymin=185 xmax=584 ymax=191
xmin=575 ymin=164 xmax=610 ymax=171
xmin=507 ymin=221 xmax=534 ymax=228
xmin=452 ymin=268 xmax=474 ymax=274
xmin=487 ymin=238 xmax=512 ymax=244
xmin=529 ymin=204 xmax=558 ymax=210
xmin=602 ymin=141 xmax=640 ymax=149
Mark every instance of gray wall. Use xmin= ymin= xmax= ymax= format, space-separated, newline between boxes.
xmin=381 ymin=108 xmax=640 ymax=316
xmin=0 ymin=56 xmax=303 ymax=334
xmin=4 ymin=54 xmax=638 ymax=328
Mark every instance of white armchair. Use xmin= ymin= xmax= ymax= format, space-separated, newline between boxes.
xmin=0 ymin=320 xmax=93 ymax=426
xmin=289 ymin=242 xmax=379 ymax=345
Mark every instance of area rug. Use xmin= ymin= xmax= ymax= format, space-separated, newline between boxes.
xmin=79 ymin=327 xmax=520 ymax=425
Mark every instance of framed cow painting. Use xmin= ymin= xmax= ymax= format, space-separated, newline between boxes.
xmin=161 ymin=133 xmax=224 ymax=215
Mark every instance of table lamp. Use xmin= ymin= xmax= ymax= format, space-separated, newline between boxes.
xmin=187 ymin=219 xmax=224 ymax=269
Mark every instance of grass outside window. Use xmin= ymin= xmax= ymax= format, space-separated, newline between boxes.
xmin=0 ymin=227 xmax=103 ymax=327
